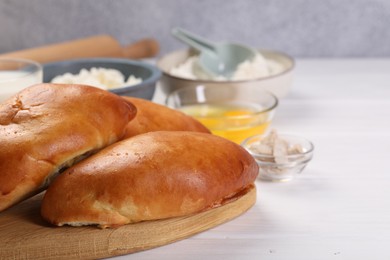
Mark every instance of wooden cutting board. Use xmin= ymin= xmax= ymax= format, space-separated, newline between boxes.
xmin=0 ymin=186 xmax=256 ymax=259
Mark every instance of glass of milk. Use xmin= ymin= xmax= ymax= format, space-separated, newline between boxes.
xmin=0 ymin=58 xmax=43 ymax=102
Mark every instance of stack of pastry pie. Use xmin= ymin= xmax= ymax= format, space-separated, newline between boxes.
xmin=0 ymin=84 xmax=258 ymax=228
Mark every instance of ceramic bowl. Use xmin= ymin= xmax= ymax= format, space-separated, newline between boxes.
xmin=43 ymin=58 xmax=161 ymax=100
xmin=157 ymin=49 xmax=294 ymax=99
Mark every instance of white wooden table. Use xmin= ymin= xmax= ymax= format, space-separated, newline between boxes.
xmin=115 ymin=59 xmax=390 ymax=260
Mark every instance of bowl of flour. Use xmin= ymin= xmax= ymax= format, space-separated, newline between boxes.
xmin=157 ymin=49 xmax=294 ymax=98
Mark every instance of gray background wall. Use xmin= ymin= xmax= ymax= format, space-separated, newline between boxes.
xmin=0 ymin=0 xmax=389 ymax=58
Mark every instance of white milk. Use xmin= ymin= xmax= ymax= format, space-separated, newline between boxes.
xmin=0 ymin=70 xmax=43 ymax=102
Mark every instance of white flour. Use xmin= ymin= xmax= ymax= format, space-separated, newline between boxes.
xmin=169 ymin=52 xmax=284 ymax=81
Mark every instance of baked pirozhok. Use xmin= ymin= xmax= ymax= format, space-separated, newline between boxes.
xmin=0 ymin=84 xmax=136 ymax=212
xmin=41 ymin=131 xmax=258 ymax=228
xmin=122 ymin=97 xmax=210 ymax=138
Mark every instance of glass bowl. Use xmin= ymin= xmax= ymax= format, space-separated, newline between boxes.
xmin=241 ymin=134 xmax=314 ymax=182
xmin=166 ymin=84 xmax=278 ymax=144
xmin=0 ymin=58 xmax=43 ymax=102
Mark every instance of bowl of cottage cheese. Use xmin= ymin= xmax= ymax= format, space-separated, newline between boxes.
xmin=157 ymin=49 xmax=294 ymax=98
xmin=43 ymin=58 xmax=161 ymax=100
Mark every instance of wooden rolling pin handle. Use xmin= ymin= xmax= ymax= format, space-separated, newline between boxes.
xmin=0 ymin=35 xmax=159 ymax=63
xmin=122 ymin=38 xmax=159 ymax=59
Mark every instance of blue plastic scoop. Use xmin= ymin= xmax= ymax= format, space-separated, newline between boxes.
xmin=171 ymin=27 xmax=256 ymax=79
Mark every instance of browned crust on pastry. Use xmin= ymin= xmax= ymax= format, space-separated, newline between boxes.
xmin=122 ymin=97 xmax=210 ymax=139
xmin=0 ymin=83 xmax=136 ymax=211
xmin=41 ymin=131 xmax=258 ymax=228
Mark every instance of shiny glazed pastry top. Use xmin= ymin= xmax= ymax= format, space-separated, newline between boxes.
xmin=0 ymin=83 xmax=136 ymax=212
xmin=41 ymin=131 xmax=259 ymax=228
xmin=122 ymin=96 xmax=210 ymax=139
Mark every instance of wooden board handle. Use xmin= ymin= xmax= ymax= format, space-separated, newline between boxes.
xmin=0 ymin=35 xmax=159 ymax=63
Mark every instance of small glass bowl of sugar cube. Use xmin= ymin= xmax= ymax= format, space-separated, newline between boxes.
xmin=241 ymin=130 xmax=314 ymax=182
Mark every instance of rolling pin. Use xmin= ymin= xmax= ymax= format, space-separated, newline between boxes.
xmin=0 ymin=35 xmax=159 ymax=63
